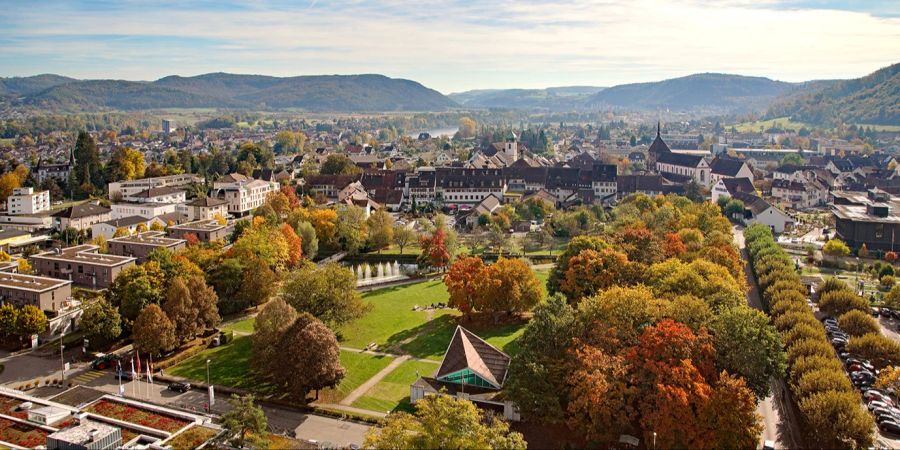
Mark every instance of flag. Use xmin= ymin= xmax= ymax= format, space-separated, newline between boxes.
xmin=130 ymin=358 xmax=136 ymax=379
xmin=147 ymin=365 xmax=152 ymax=385
xmin=136 ymin=351 xmax=141 ymax=376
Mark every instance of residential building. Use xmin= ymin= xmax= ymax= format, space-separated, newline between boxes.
xmin=185 ymin=197 xmax=228 ymax=221
xmin=121 ymin=187 xmax=186 ymax=204
xmin=212 ymin=176 xmax=278 ymax=216
xmin=833 ymin=190 xmax=900 ymax=252
xmin=34 ymin=152 xmax=74 ymax=184
xmin=771 ymin=178 xmax=826 ymax=209
xmin=162 ymin=118 xmax=176 ymax=135
xmin=710 ymin=177 xmax=756 ymax=204
xmin=108 ymin=231 xmax=186 ymax=262
xmin=708 ymin=157 xmax=754 ymax=184
xmin=168 ymin=219 xmax=231 ymax=242
xmin=6 ymin=187 xmax=50 ymax=215
xmin=108 ymin=174 xmax=202 ymax=200
xmin=410 ymin=326 xmax=519 ymax=421
xmin=31 ymin=245 xmax=136 ymax=289
xmin=91 ymin=216 xmax=165 ymax=240
xmin=0 ymin=271 xmax=72 ymax=312
xmin=52 ymin=203 xmax=112 ymax=232
xmin=733 ymin=192 xmax=795 ymax=233
xmin=110 ymin=202 xmax=178 ymax=220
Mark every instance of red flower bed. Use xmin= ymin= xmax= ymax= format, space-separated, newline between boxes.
xmin=0 ymin=417 xmax=49 ymax=448
xmin=84 ymin=399 xmax=189 ymax=433
xmin=0 ymin=395 xmax=28 ymax=419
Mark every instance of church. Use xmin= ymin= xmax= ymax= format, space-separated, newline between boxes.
xmin=648 ymin=122 xmax=711 ymax=186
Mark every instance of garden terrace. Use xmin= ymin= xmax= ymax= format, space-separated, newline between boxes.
xmin=84 ymin=398 xmax=192 ymax=434
xmin=0 ymin=416 xmax=51 ymax=448
xmin=163 ymin=425 xmax=220 ymax=450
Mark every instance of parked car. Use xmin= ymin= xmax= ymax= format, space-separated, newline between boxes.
xmin=864 ymin=389 xmax=892 ymax=403
xmin=832 ymin=337 xmax=849 ymax=347
xmin=117 ymin=370 xmax=135 ymax=381
xmin=882 ymin=308 xmax=894 ymax=318
xmin=868 ymin=400 xmax=894 ymax=411
xmin=873 ymin=307 xmax=882 ymax=317
xmin=879 ymin=420 xmax=900 ymax=435
xmin=847 ymin=359 xmax=876 ymax=372
xmin=167 ymin=382 xmax=191 ymax=393
xmin=91 ymin=353 xmax=121 ymax=370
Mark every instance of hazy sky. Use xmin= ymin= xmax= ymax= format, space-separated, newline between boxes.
xmin=1 ymin=0 xmax=898 ymax=93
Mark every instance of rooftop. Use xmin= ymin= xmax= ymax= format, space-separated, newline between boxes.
xmin=51 ymin=203 xmax=111 ymax=220
xmin=48 ymin=419 xmax=118 ymax=446
xmin=108 ymin=231 xmax=185 ymax=247
xmin=0 ymin=272 xmax=72 ymax=292
xmin=169 ymin=219 xmax=228 ymax=232
xmin=127 ymin=187 xmax=185 ymax=198
xmin=32 ymin=245 xmax=136 ymax=267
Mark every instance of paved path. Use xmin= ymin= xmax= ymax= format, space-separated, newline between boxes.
xmin=340 ymin=355 xmax=409 ymax=406
xmin=734 ymin=225 xmax=803 ymax=450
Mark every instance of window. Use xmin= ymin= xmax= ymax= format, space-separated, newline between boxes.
xmin=876 ymin=224 xmax=884 ymax=239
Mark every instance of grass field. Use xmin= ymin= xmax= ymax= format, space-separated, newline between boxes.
xmin=351 ymin=359 xmax=440 ymax=413
xmin=221 ymin=317 xmax=255 ymax=334
xmin=168 ymin=336 xmax=391 ymax=403
xmin=731 ymin=116 xmax=814 ymax=133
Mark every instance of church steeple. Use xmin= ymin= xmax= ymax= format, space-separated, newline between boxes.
xmin=657 ymin=121 xmax=661 ymax=138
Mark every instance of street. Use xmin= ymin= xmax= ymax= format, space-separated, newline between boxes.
xmin=0 ymin=346 xmax=90 ymax=386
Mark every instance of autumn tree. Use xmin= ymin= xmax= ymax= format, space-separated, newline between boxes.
xmin=818 ymin=289 xmax=869 ymax=317
xmin=252 ymin=298 xmax=298 ymax=378
xmin=336 ymin=204 xmax=368 ymax=254
xmin=482 ymin=257 xmax=544 ymax=313
xmin=105 ymin=147 xmax=146 ymax=181
xmin=444 ymin=255 xmax=489 ymax=314
xmin=847 ymin=333 xmax=900 ymax=369
xmin=875 ymin=365 xmax=900 ymax=393
xmin=132 ymin=304 xmax=176 ymax=355
xmin=701 ymin=372 xmax=763 ymax=449
xmin=280 ymin=263 xmax=370 ymax=327
xmin=275 ymin=313 xmax=345 ymax=400
xmin=823 ymin=239 xmax=851 ymax=259
xmin=565 ymin=339 xmax=631 ymax=441
xmin=16 ymin=305 xmax=48 ymax=337
xmin=559 ymin=248 xmax=638 ymax=303
xmin=230 ymin=222 xmax=290 ymax=270
xmin=366 ymin=209 xmax=394 ymax=252
xmin=419 ymin=227 xmax=451 ymax=271
xmin=547 ymin=235 xmax=608 ymax=294
xmin=0 ymin=304 xmax=19 ymax=337
xmin=364 ymin=395 xmax=526 ymax=449
xmin=279 ymin=223 xmax=303 ymax=267
xmin=799 ymin=391 xmax=874 ymax=448
xmin=838 ymin=310 xmax=880 ymax=337
xmin=107 ymin=262 xmax=165 ymax=322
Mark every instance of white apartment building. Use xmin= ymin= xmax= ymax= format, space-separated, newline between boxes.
xmin=6 ymin=187 xmax=50 ymax=215
xmin=108 ymin=174 xmax=202 ymax=200
xmin=214 ymin=178 xmax=278 ymax=216
xmin=122 ymin=187 xmax=186 ymax=204
xmin=110 ymin=202 xmax=178 ymax=219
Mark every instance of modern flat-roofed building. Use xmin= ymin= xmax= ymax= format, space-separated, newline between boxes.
xmin=107 ymin=174 xmax=202 ymax=200
xmin=47 ymin=419 xmax=122 ymax=450
xmin=168 ymin=219 xmax=231 ymax=242
xmin=212 ymin=176 xmax=278 ymax=216
xmin=110 ymin=202 xmax=177 ymax=220
xmin=31 ymin=245 xmax=136 ymax=289
xmin=6 ymin=187 xmax=51 ymax=215
xmin=122 ymin=187 xmax=186 ymax=204
xmin=91 ymin=216 xmax=165 ymax=240
xmin=833 ymin=189 xmax=900 ymax=252
xmin=0 ymin=271 xmax=72 ymax=312
xmin=108 ymin=231 xmax=186 ymax=262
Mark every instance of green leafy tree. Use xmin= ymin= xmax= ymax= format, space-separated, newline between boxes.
xmin=0 ymin=304 xmax=19 ymax=337
xmin=335 ymin=205 xmax=368 ymax=254
xmin=294 ymin=221 xmax=319 ymax=260
xmin=252 ymin=298 xmax=298 ymax=379
xmin=823 ymin=239 xmax=851 ymax=258
xmin=711 ymin=307 xmax=786 ymax=398
xmin=364 ymin=395 xmax=526 ymax=449
xmin=392 ymin=224 xmax=416 ymax=254
xmin=366 ymin=209 xmax=394 ymax=252
xmin=798 ymin=390 xmax=874 ymax=448
xmin=80 ymin=299 xmax=122 ymax=342
xmin=319 ymin=154 xmax=360 ymax=175
xmin=280 ymin=263 xmax=370 ymax=327
xmin=221 ymin=394 xmax=268 ymax=449
xmin=16 ymin=305 xmax=48 ymax=337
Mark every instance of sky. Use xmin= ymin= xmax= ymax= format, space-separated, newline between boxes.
xmin=1 ymin=0 xmax=899 ymax=93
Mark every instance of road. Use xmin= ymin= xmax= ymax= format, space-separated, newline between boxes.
xmin=0 ymin=346 xmax=91 ymax=386
xmin=734 ymin=225 xmax=803 ymax=450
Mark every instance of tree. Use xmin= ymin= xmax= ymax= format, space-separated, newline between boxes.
xmin=252 ymin=298 xmax=298 ymax=379
xmin=335 ymin=205 xmax=367 ymax=254
xmin=444 ymin=255 xmax=489 ymax=314
xmin=72 ymin=131 xmax=103 ymax=198
xmin=263 ymin=191 xmax=291 ymax=217
xmin=366 ymin=209 xmax=394 ymax=252
xmin=838 ymin=310 xmax=880 ymax=337
xmin=280 ymin=263 xmax=370 ymax=327
xmin=221 ymin=394 xmax=268 ymax=449
xmin=419 ymin=227 xmax=451 ymax=271
xmin=230 ymin=223 xmax=290 ymax=271
xmin=294 ymin=221 xmax=319 ymax=260
xmin=235 ymin=259 xmax=279 ymax=311
xmin=818 ymin=289 xmax=869 ymax=317
xmin=505 ymin=295 xmax=576 ymax=422
xmin=524 ymin=227 xmax=554 ymax=254
xmin=162 ymin=277 xmax=199 ymax=343
xmin=875 ymin=365 xmax=900 ymax=393
xmin=798 ymin=390 xmax=874 ymax=448
xmin=847 ymin=333 xmax=900 ymax=369
xmin=711 ymin=307 xmax=786 ymax=398
xmin=0 ymin=304 xmax=19 ymax=337
xmin=823 ymin=239 xmax=851 ymax=259
xmin=392 ymin=224 xmax=416 ymax=254
xmin=16 ymin=305 xmax=48 ymax=337
xmin=363 ymin=395 xmax=526 ymax=449
xmin=279 ymin=223 xmax=303 ymax=267
xmin=565 ymin=339 xmax=631 ymax=441
xmin=113 ymin=227 xmax=130 ymax=238
xmin=559 ymin=248 xmax=637 ymax=303
xmin=859 ymin=243 xmax=869 ymax=259
xmin=275 ymin=313 xmax=345 ymax=400
xmin=106 ymin=147 xmax=146 ymax=181
xmin=701 ymin=372 xmax=763 ymax=449
xmin=132 ymin=304 xmax=176 ymax=355
xmin=547 ymin=235 xmax=609 ymax=294
xmin=480 ymin=258 xmax=544 ymax=313
xmin=319 ymin=154 xmax=360 ymax=175
xmin=80 ymin=299 xmax=122 ymax=342
xmin=724 ymin=199 xmax=745 ymax=218
xmin=457 ymin=117 xmax=477 ymax=139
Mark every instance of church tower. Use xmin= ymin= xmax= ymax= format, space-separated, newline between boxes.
xmin=504 ymin=131 xmax=519 ymax=162
xmin=647 ymin=121 xmax=670 ymax=171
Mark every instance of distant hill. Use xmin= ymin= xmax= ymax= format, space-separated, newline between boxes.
xmin=584 ymin=73 xmax=798 ymax=114
xmin=3 ymin=73 xmax=457 ymax=112
xmin=449 ymin=86 xmax=605 ymax=110
xmin=0 ymin=74 xmax=77 ymax=97
xmin=765 ymin=63 xmax=900 ymax=126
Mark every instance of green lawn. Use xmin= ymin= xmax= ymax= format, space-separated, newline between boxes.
xmin=221 ymin=317 xmax=255 ymax=334
xmin=317 ymin=350 xmax=395 ymax=404
xmin=168 ymin=337 xmax=391 ymax=402
xmin=731 ymin=116 xmax=815 ymax=133
xmin=351 ymin=359 xmax=439 ymax=413
xmin=338 ymin=279 xmax=459 ymax=350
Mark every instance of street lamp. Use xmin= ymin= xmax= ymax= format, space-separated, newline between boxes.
xmin=653 ymin=431 xmax=657 ymax=450
xmin=206 ymin=359 xmax=211 ymax=386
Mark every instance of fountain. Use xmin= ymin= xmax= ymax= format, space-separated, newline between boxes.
xmin=353 ymin=260 xmax=409 ymax=287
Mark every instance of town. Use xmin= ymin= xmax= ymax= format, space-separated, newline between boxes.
xmin=1 ymin=0 xmax=900 ymax=448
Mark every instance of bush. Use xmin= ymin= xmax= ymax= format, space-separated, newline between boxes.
xmin=795 ymin=367 xmax=854 ymax=400
xmin=774 ymin=311 xmax=821 ymax=333
xmin=880 ymin=265 xmax=896 ymax=279
xmin=886 ymin=252 xmax=898 ymax=262
xmin=791 ymin=355 xmax=845 ymax=384
xmin=817 ymin=277 xmax=848 ymax=298
xmin=787 ymin=338 xmax=835 ymax=366
xmin=798 ymin=390 xmax=874 ymax=448
xmin=838 ymin=310 xmax=880 ymax=337
xmin=782 ymin=323 xmax=826 ymax=347
xmin=882 ymin=275 xmax=896 ymax=288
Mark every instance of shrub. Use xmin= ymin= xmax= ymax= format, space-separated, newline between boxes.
xmin=799 ymin=390 xmax=874 ymax=448
xmin=787 ymin=338 xmax=835 ymax=366
xmin=782 ymin=323 xmax=826 ymax=347
xmin=817 ymin=277 xmax=848 ymax=298
xmin=847 ymin=333 xmax=900 ymax=369
xmin=886 ymin=252 xmax=898 ymax=263
xmin=774 ymin=311 xmax=821 ymax=332
xmin=818 ymin=289 xmax=869 ymax=317
xmin=791 ymin=355 xmax=845 ymax=384
xmin=882 ymin=275 xmax=896 ymax=288
xmin=795 ymin=367 xmax=854 ymax=400
xmin=838 ymin=310 xmax=880 ymax=337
